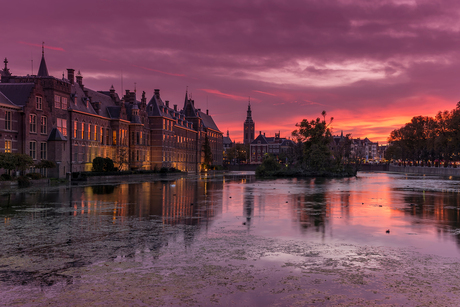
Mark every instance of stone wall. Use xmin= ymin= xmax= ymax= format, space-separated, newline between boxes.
xmin=389 ymin=165 xmax=460 ymax=176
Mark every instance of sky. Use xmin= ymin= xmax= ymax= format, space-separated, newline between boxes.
xmin=2 ymin=0 xmax=460 ymax=143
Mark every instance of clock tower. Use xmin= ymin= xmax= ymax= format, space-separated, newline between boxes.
xmin=243 ymin=102 xmax=255 ymax=145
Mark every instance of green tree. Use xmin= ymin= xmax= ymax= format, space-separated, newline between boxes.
xmin=202 ymin=135 xmax=213 ymax=168
xmin=92 ymin=157 xmax=115 ymax=172
xmin=292 ymin=111 xmax=334 ymax=171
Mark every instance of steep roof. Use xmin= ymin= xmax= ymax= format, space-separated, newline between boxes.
xmin=47 ymin=128 xmax=67 ymax=141
xmin=0 ymin=83 xmax=35 ymax=106
xmin=252 ymin=133 xmax=268 ymax=145
xmin=197 ymin=110 xmax=221 ymax=132
xmin=37 ymin=50 xmax=49 ymax=77
xmin=0 ymin=90 xmax=21 ymax=109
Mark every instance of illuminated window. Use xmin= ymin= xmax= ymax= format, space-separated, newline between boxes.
xmin=29 ymin=114 xmax=37 ymax=133
xmin=40 ymin=116 xmax=47 ymax=134
xmin=81 ymin=122 xmax=85 ymax=139
xmin=112 ymin=130 xmax=117 ymax=145
xmin=54 ymin=95 xmax=60 ymax=109
xmin=5 ymin=111 xmax=11 ymax=130
xmin=40 ymin=142 xmax=47 ymax=159
xmin=29 ymin=141 xmax=36 ymax=159
xmin=57 ymin=118 xmax=67 ymax=136
xmin=36 ymin=96 xmax=42 ymax=110
xmin=100 ymin=127 xmax=103 ymax=144
xmin=74 ymin=121 xmax=77 ymax=138
xmin=5 ymin=140 xmax=11 ymax=153
xmin=88 ymin=124 xmax=91 ymax=140
xmin=94 ymin=125 xmax=97 ymax=141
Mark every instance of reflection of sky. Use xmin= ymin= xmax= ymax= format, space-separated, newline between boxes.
xmin=2 ymin=172 xmax=460 ymax=259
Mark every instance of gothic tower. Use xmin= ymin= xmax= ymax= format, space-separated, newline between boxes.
xmin=243 ymin=102 xmax=255 ymax=145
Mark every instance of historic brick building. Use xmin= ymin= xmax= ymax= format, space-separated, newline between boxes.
xmin=0 ymin=50 xmax=223 ymax=177
xmin=243 ymin=102 xmax=255 ymax=145
xmin=250 ymin=131 xmax=294 ymax=164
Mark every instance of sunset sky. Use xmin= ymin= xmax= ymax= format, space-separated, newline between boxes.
xmin=2 ymin=0 xmax=460 ymax=143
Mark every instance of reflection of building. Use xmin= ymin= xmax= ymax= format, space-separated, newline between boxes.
xmin=250 ymin=131 xmax=294 ymax=164
xmin=0 ymin=49 xmax=223 ymax=177
xmin=350 ymin=137 xmax=386 ymax=161
xmin=243 ymin=102 xmax=255 ymax=145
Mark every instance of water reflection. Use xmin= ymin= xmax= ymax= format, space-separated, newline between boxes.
xmin=2 ymin=172 xmax=460 ymax=289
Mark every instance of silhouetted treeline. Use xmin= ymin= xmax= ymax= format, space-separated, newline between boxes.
xmin=386 ymin=102 xmax=460 ymax=162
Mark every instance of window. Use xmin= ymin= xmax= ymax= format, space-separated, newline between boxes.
xmin=88 ymin=124 xmax=92 ymax=140
xmin=5 ymin=140 xmax=11 ymax=153
xmin=36 ymin=96 xmax=42 ymax=110
xmin=57 ymin=118 xmax=67 ymax=136
xmin=100 ymin=127 xmax=103 ymax=144
xmin=112 ymin=130 xmax=117 ymax=145
xmin=40 ymin=116 xmax=47 ymax=134
xmin=40 ymin=142 xmax=47 ymax=160
xmin=106 ymin=129 xmax=110 ymax=145
xmin=5 ymin=111 xmax=11 ymax=130
xmin=29 ymin=141 xmax=36 ymax=159
xmin=29 ymin=114 xmax=37 ymax=133
xmin=61 ymin=97 xmax=67 ymax=109
xmin=54 ymin=95 xmax=60 ymax=109
xmin=94 ymin=125 xmax=97 ymax=141
xmin=74 ymin=121 xmax=77 ymax=138
xmin=81 ymin=123 xmax=85 ymax=139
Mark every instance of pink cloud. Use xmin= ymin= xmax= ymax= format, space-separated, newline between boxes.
xmin=199 ymin=89 xmax=250 ymax=101
xmin=18 ymin=41 xmax=65 ymax=52
xmin=253 ymin=90 xmax=277 ymax=96
xmin=132 ymin=64 xmax=185 ymax=77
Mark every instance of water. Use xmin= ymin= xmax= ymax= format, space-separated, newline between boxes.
xmin=1 ymin=171 xmax=460 ymax=306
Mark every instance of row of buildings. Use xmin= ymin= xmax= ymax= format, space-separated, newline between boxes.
xmin=0 ymin=49 xmax=223 ymax=178
xmin=226 ymin=103 xmax=387 ymax=164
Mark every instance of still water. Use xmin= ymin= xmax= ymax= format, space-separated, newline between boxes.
xmin=1 ymin=171 xmax=460 ymax=305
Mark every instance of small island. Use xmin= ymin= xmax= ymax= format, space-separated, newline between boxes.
xmin=256 ymin=111 xmax=358 ymax=178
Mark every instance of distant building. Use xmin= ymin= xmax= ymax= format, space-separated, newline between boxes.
xmin=250 ymin=131 xmax=294 ymax=164
xmin=243 ymin=102 xmax=255 ymax=145
xmin=0 ymin=49 xmax=223 ymax=177
xmin=223 ymin=130 xmax=233 ymax=153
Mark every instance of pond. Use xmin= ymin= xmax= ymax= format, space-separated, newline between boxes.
xmin=1 ymin=172 xmax=460 ymax=306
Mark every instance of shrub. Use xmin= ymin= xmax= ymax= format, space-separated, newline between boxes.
xmin=26 ymin=172 xmax=42 ymax=180
xmin=92 ymin=157 xmax=116 ymax=172
xmin=17 ymin=176 xmax=31 ymax=188
xmin=0 ymin=173 xmax=12 ymax=181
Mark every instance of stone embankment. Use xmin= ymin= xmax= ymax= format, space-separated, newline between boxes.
xmin=389 ymin=164 xmax=460 ymax=176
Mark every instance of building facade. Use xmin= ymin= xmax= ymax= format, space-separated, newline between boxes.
xmin=0 ymin=51 xmax=223 ymax=177
xmin=250 ymin=131 xmax=294 ymax=163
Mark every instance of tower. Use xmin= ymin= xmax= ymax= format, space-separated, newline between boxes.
xmin=243 ymin=101 xmax=255 ymax=145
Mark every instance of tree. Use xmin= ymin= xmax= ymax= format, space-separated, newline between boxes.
xmin=292 ymin=111 xmax=334 ymax=171
xmin=202 ymin=135 xmax=213 ymax=168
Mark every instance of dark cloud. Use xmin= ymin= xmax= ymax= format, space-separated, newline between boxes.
xmin=3 ymin=0 xmax=460 ymax=142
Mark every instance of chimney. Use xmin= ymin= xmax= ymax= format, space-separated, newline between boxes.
xmin=174 ymin=104 xmax=177 ymax=111
xmin=76 ymin=71 xmax=83 ymax=87
xmin=154 ymin=89 xmax=160 ymax=99
xmin=206 ymin=109 xmax=209 ymax=115
xmin=165 ymin=100 xmax=169 ymax=108
xmin=67 ymin=69 xmax=75 ymax=84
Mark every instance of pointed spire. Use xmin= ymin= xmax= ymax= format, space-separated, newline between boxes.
xmin=37 ymin=42 xmax=49 ymax=77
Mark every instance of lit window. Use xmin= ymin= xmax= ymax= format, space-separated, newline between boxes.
xmin=5 ymin=111 xmax=11 ymax=130
xmin=112 ymin=130 xmax=117 ymax=145
xmin=57 ymin=118 xmax=67 ymax=136
xmin=40 ymin=142 xmax=47 ymax=160
xmin=40 ymin=116 xmax=47 ymax=134
xmin=54 ymin=95 xmax=60 ymax=109
xmin=29 ymin=141 xmax=36 ymax=159
xmin=88 ymin=124 xmax=91 ymax=140
xmin=81 ymin=123 xmax=85 ymax=139
xmin=74 ymin=121 xmax=77 ymax=138
xmin=29 ymin=114 xmax=37 ymax=133
xmin=5 ymin=140 xmax=11 ymax=153
xmin=36 ymin=96 xmax=42 ymax=110
xmin=94 ymin=125 xmax=97 ymax=141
